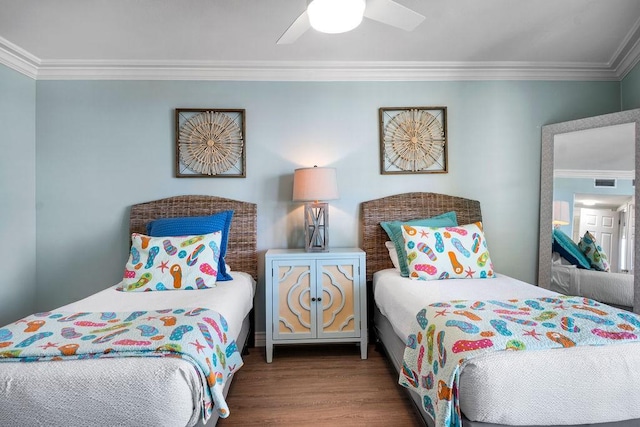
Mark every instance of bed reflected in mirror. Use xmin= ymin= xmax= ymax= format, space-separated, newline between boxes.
xmin=538 ymin=109 xmax=640 ymax=314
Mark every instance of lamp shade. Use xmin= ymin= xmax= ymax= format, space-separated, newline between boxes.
xmin=307 ymin=0 xmax=366 ymax=34
xmin=552 ymin=200 xmax=570 ymax=226
xmin=292 ymin=166 xmax=339 ymax=202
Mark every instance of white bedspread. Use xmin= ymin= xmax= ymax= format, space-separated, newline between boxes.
xmin=374 ymin=269 xmax=640 ymax=425
xmin=0 ymin=272 xmax=255 ymax=427
xmin=551 ymin=264 xmax=634 ymax=308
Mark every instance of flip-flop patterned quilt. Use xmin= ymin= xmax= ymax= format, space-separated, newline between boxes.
xmin=400 ymin=296 xmax=640 ymax=427
xmin=0 ymin=307 xmax=242 ymax=421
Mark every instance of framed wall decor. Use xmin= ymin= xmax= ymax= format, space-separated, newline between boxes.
xmin=379 ymin=106 xmax=448 ymax=174
xmin=175 ymin=108 xmax=246 ymax=178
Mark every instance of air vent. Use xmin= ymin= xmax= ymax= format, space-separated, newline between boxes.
xmin=594 ymin=178 xmax=616 ymax=188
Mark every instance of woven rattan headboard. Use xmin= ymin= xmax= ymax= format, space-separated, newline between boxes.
xmin=129 ymin=195 xmax=257 ymax=280
xmin=360 ymin=192 xmax=482 ymax=282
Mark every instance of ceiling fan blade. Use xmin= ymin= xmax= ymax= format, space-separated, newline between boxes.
xmin=277 ymin=10 xmax=311 ymax=44
xmin=364 ymin=0 xmax=425 ymax=31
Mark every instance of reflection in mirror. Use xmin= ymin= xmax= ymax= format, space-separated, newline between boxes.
xmin=538 ymin=109 xmax=640 ymax=314
xmin=554 ymin=123 xmax=635 ymax=274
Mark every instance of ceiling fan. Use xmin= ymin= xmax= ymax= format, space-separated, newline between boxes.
xmin=277 ymin=0 xmax=426 ymax=44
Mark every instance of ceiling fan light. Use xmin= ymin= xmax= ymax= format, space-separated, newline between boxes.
xmin=307 ymin=0 xmax=366 ymax=34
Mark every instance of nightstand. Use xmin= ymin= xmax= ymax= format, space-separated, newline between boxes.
xmin=265 ymin=248 xmax=367 ymax=363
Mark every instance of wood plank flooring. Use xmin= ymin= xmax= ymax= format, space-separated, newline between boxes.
xmin=218 ymin=344 xmax=423 ymax=426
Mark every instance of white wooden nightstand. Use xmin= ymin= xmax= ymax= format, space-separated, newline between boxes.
xmin=265 ymin=248 xmax=367 ymax=363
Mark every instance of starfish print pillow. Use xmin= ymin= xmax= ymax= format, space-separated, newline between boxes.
xmin=122 ymin=231 xmax=223 ymax=292
xmin=401 ymin=221 xmax=495 ymax=280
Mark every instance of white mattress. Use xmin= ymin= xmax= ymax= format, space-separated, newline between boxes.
xmin=0 ymin=272 xmax=255 ymax=427
xmin=373 ymin=269 xmax=640 ymax=426
xmin=551 ymin=264 xmax=634 ymax=308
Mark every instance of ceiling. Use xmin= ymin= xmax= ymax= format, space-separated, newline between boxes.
xmin=1 ymin=0 xmax=639 ymax=80
xmin=573 ymin=194 xmax=633 ymax=210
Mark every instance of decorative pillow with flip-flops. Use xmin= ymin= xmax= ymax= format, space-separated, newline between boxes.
xmin=381 ymin=211 xmax=458 ymax=277
xmin=401 ymin=221 xmax=495 ymax=280
xmin=122 ymin=231 xmax=223 ymax=291
xmin=146 ymin=211 xmax=234 ymax=281
xmin=578 ymin=231 xmax=610 ymax=272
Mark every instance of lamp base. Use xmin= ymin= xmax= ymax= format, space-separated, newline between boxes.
xmin=304 ymin=202 xmax=329 ymax=252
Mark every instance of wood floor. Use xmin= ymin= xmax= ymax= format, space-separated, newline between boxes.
xmin=218 ymin=344 xmax=423 ymax=426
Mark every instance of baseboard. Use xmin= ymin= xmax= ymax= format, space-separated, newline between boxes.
xmin=254 ymin=331 xmax=266 ymax=347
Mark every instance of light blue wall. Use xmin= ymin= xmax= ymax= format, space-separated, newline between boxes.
xmin=34 ymin=79 xmax=620 ymax=333
xmin=0 ymin=65 xmax=36 ymax=326
xmin=553 ymin=178 xmax=635 ymax=237
xmin=622 ymin=61 xmax=640 ymax=110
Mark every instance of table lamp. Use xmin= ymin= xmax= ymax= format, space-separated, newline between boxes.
xmin=552 ymin=200 xmax=570 ymax=229
xmin=292 ymin=166 xmax=339 ymax=252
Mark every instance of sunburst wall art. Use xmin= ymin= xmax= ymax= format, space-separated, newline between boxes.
xmin=379 ymin=107 xmax=447 ymax=174
xmin=175 ymin=108 xmax=246 ymax=178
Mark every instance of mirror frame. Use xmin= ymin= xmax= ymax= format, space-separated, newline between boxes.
xmin=538 ymin=109 xmax=640 ymax=314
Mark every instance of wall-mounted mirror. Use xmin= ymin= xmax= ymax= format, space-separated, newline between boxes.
xmin=538 ymin=109 xmax=640 ymax=314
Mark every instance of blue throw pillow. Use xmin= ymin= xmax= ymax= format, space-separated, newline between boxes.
xmin=381 ymin=211 xmax=458 ymax=277
xmin=146 ymin=211 xmax=234 ymax=281
xmin=552 ymin=229 xmax=591 ymax=270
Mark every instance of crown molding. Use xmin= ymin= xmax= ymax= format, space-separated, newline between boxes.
xmin=31 ymin=59 xmax=619 ymax=81
xmin=0 ymin=36 xmax=39 ymax=79
xmin=612 ymin=16 xmax=640 ymax=79
xmin=0 ymin=36 xmax=635 ymax=82
xmin=554 ymin=169 xmax=635 ymax=180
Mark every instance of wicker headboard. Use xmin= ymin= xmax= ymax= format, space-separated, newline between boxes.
xmin=129 ymin=195 xmax=257 ymax=280
xmin=360 ymin=192 xmax=482 ymax=282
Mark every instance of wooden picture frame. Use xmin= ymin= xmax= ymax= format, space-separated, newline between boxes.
xmin=175 ymin=108 xmax=246 ymax=178
xmin=379 ymin=106 xmax=448 ymax=174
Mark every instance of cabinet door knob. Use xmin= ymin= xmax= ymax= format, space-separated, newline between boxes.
xmin=317 ymin=297 xmax=322 ymax=301
xmin=311 ymin=297 xmax=317 ymax=302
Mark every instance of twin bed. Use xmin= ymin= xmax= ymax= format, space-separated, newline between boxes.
xmin=0 ymin=195 xmax=257 ymax=427
xmin=551 ymin=262 xmax=634 ymax=312
xmin=362 ymin=192 xmax=640 ymax=427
